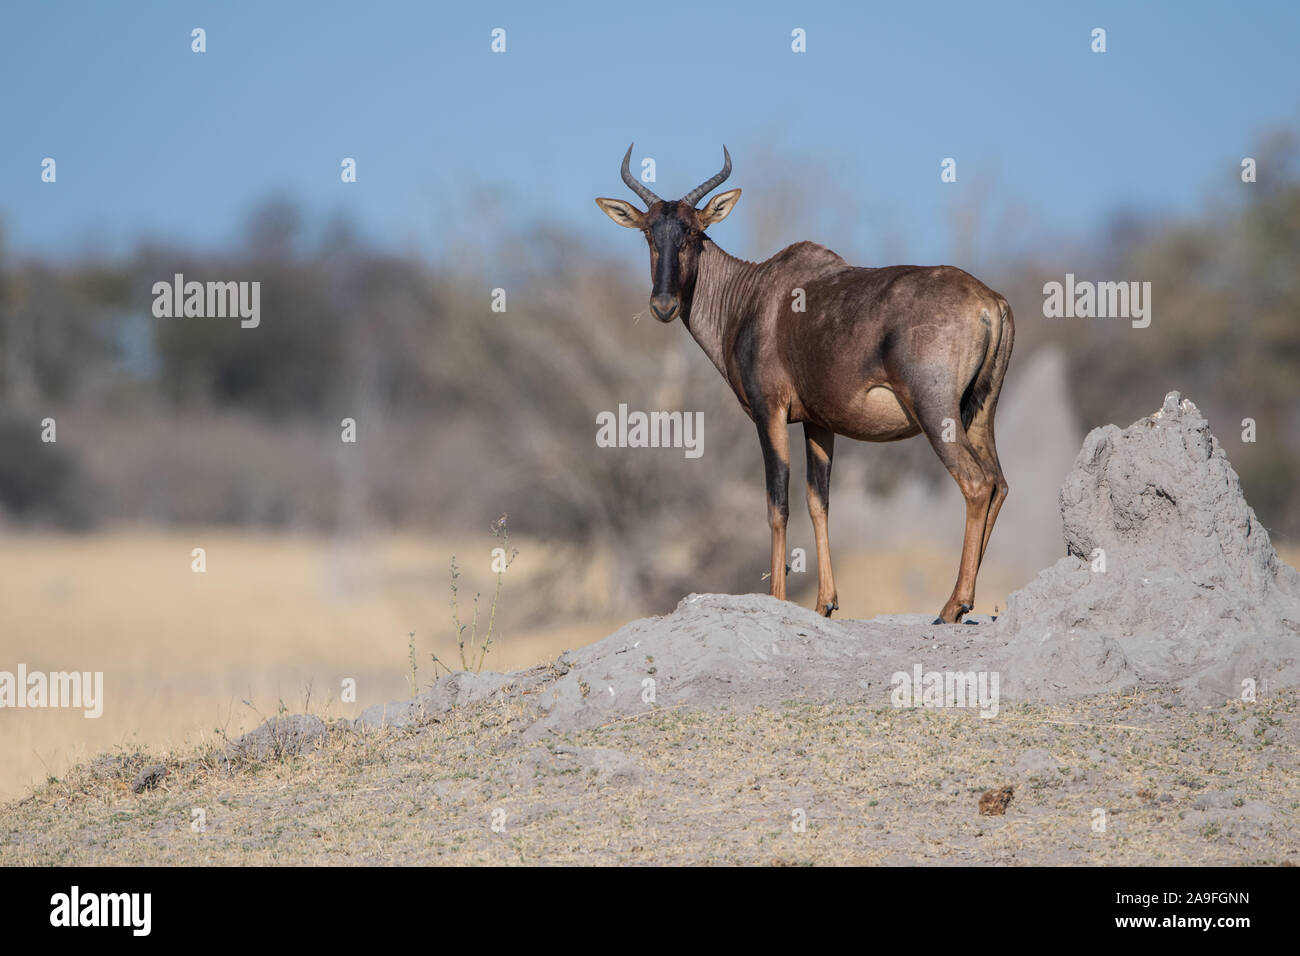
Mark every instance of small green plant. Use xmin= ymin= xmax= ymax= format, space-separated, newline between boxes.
xmin=444 ymin=513 xmax=518 ymax=675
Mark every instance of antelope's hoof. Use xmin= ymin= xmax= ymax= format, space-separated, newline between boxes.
xmin=819 ymin=599 xmax=839 ymax=617
xmin=933 ymin=603 xmax=973 ymax=625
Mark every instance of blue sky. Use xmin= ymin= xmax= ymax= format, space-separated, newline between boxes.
xmin=2 ymin=0 xmax=1297 ymax=264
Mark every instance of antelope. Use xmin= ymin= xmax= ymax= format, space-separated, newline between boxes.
xmin=596 ymin=146 xmax=1013 ymax=624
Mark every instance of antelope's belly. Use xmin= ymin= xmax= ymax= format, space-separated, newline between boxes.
xmin=833 ymin=385 xmax=920 ymax=441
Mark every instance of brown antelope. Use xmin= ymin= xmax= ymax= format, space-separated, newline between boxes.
xmin=596 ymin=145 xmax=1013 ymax=624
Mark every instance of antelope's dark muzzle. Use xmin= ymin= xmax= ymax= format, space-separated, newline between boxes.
xmin=650 ymin=294 xmax=679 ymax=322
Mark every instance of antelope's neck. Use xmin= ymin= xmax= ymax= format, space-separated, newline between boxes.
xmin=684 ymin=240 xmax=759 ymax=377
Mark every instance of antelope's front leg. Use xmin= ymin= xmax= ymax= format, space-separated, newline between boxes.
xmin=804 ymin=422 xmax=838 ymax=617
xmin=757 ymin=409 xmax=790 ymax=601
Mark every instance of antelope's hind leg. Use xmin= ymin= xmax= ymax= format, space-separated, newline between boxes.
xmin=964 ymin=394 xmax=1009 ymax=579
xmin=907 ymin=400 xmax=996 ymax=625
xmin=803 ymin=422 xmax=838 ymax=616
xmin=965 ymin=308 xmax=1013 ymax=569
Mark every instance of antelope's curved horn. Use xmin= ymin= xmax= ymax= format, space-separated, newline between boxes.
xmin=682 ymin=146 xmax=732 ymax=208
xmin=621 ymin=143 xmax=662 ymax=207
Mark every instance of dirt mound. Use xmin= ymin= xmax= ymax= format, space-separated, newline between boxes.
xmin=516 ymin=595 xmax=993 ymax=737
xmin=996 ymin=391 xmax=1300 ymax=703
xmin=354 ymin=391 xmax=1300 ymax=733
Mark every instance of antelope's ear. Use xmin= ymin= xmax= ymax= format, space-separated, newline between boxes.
xmin=595 ymin=197 xmax=645 ymax=228
xmin=698 ymin=188 xmax=741 ymax=228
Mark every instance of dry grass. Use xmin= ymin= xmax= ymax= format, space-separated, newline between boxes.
xmin=0 ymin=528 xmax=625 ymax=803
xmin=8 ymin=531 xmax=1286 ymax=813
xmin=3 ymin=687 xmax=1295 ymax=865
xmin=0 ymin=528 xmax=1031 ymax=805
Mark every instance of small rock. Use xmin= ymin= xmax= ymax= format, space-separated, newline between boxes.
xmin=131 ymin=764 xmax=167 ymax=793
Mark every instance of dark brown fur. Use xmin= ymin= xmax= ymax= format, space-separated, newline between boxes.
xmin=598 ymin=150 xmax=1013 ymax=624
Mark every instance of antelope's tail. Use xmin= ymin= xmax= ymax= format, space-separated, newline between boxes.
xmin=960 ymin=297 xmax=1014 ymax=430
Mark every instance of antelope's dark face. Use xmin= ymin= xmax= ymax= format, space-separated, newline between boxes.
xmin=596 ymin=145 xmax=741 ymax=323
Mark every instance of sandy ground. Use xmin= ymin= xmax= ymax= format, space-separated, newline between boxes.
xmin=2 ymin=686 xmax=1295 ymax=865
